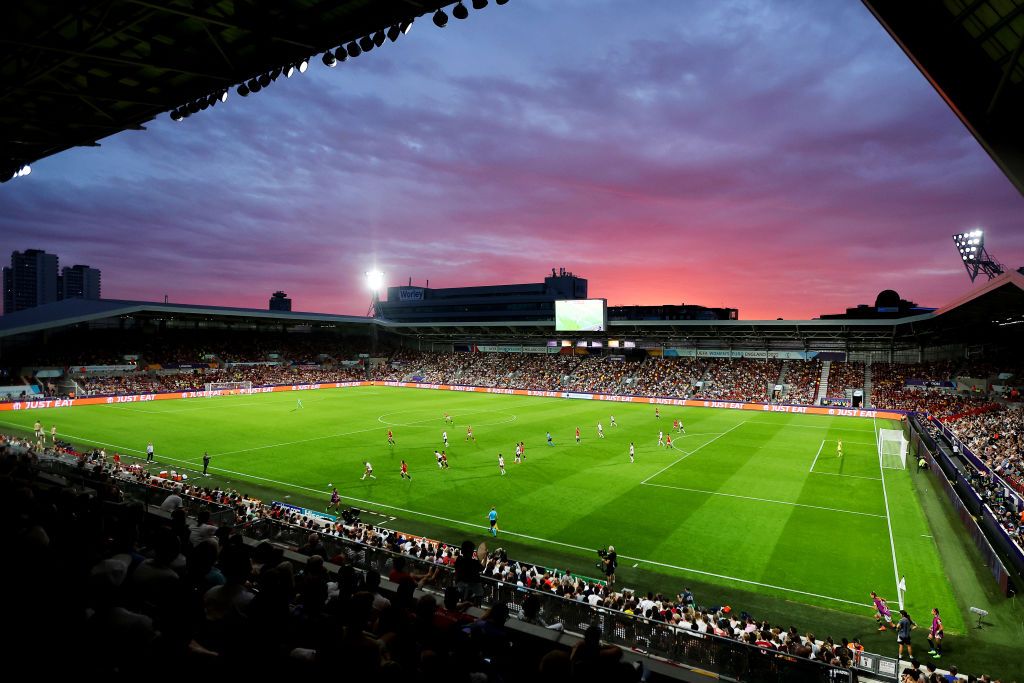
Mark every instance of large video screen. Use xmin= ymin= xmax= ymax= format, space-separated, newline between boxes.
xmin=555 ymin=299 xmax=607 ymax=332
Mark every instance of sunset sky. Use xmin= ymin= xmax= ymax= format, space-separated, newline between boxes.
xmin=1 ymin=0 xmax=1021 ymax=320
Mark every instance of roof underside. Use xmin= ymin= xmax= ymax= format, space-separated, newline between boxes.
xmin=1 ymin=0 xmax=455 ymax=180
xmin=1 ymin=275 xmax=1021 ymax=352
xmin=863 ymin=0 xmax=1024 ymax=195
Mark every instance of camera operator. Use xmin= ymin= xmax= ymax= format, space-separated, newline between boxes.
xmin=600 ymin=545 xmax=617 ymax=585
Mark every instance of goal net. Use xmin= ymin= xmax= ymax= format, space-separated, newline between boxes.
xmin=878 ymin=428 xmax=909 ymax=470
xmin=204 ymin=380 xmax=253 ymax=393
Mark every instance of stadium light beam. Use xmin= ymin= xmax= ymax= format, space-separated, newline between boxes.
xmin=365 ymin=270 xmax=385 ymax=317
xmin=365 ymin=270 xmax=385 ymax=292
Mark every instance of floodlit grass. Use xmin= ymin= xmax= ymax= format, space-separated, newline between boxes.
xmin=1 ymin=386 xmax=963 ymax=633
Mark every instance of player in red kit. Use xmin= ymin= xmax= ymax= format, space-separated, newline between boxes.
xmin=387 ymin=429 xmax=395 ymax=447
xmin=575 ymin=427 xmax=581 ymax=444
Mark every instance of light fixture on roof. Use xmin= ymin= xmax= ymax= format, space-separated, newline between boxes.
xmin=359 ymin=35 xmax=374 ymax=52
xmin=401 ymin=18 xmax=414 ymax=34
xmin=473 ymin=0 xmax=488 ymax=9
xmin=346 ymin=41 xmax=361 ymax=58
xmin=496 ymin=0 xmax=509 ymax=4
xmin=387 ymin=25 xmax=401 ymax=42
xmin=373 ymin=30 xmax=386 ymax=47
xmin=334 ymin=47 xmax=348 ymax=63
xmin=453 ymin=2 xmax=469 ymax=19
xmin=258 ymin=73 xmax=272 ymax=88
xmin=952 ymin=229 xmax=1005 ymax=283
xmin=237 ymin=82 xmax=251 ymax=96
xmin=298 ymin=58 xmax=309 ymax=73
xmin=322 ymin=51 xmax=337 ymax=67
xmin=170 ymin=109 xmax=183 ymax=121
xmin=219 ymin=90 xmax=229 ymax=103
xmin=284 ymin=65 xmax=295 ymax=78
xmin=248 ymin=78 xmax=261 ymax=93
xmin=433 ymin=9 xmax=448 ymax=27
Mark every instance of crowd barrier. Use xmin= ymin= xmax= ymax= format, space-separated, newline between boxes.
xmin=910 ymin=418 xmax=1019 ymax=594
xmin=242 ymin=518 xmax=855 ymax=683
xmin=35 ymin=456 xmax=238 ymax=526
xmin=0 ymin=379 xmax=906 ymax=422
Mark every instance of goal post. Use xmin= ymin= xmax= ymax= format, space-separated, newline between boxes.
xmin=878 ymin=428 xmax=908 ymax=470
xmin=204 ymin=380 xmax=253 ymax=393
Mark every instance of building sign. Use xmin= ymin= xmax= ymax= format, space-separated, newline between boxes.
xmin=397 ymin=287 xmax=425 ymax=301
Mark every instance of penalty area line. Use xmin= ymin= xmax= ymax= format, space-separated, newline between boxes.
xmin=809 ymin=440 xmax=824 ymax=472
xmin=641 ymin=421 xmax=745 ymax=485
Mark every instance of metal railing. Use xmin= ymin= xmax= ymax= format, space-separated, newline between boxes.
xmin=242 ymin=518 xmax=854 ymax=683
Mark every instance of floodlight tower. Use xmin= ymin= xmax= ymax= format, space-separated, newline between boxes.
xmin=952 ymin=229 xmax=1004 ymax=283
xmin=365 ymin=269 xmax=385 ymax=317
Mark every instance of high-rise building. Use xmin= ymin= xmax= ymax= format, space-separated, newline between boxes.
xmin=2 ymin=249 xmax=60 ymax=315
xmin=269 ymin=291 xmax=292 ymax=311
xmin=60 ymin=264 xmax=102 ymax=301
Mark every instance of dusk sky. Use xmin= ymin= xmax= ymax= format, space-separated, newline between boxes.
xmin=1 ymin=0 xmax=1021 ymax=320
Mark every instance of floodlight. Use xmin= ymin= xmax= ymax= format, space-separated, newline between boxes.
xmin=359 ymin=35 xmax=374 ymax=52
xmin=284 ymin=65 xmax=295 ymax=78
xmin=298 ymin=58 xmax=309 ymax=73
xmin=219 ymin=90 xmax=229 ymax=103
xmin=346 ymin=41 xmax=361 ymax=58
xmin=453 ymin=2 xmax=469 ymax=19
xmin=365 ymin=270 xmax=385 ymax=292
xmin=20 ymin=164 xmax=31 ymax=176
xmin=952 ymin=228 xmax=1004 ymax=283
xmin=497 ymin=0 xmax=509 ymax=4
xmin=373 ymin=30 xmax=386 ymax=47
xmin=258 ymin=73 xmax=271 ymax=88
xmin=433 ymin=9 xmax=448 ymax=27
xmin=401 ymin=19 xmax=414 ymax=34
xmin=322 ymin=51 xmax=337 ymax=67
xmin=237 ymin=82 xmax=250 ymax=96
xmin=473 ymin=0 xmax=488 ymax=8
xmin=170 ymin=109 xmax=183 ymax=121
xmin=334 ymin=47 xmax=348 ymax=62
xmin=248 ymin=78 xmax=261 ymax=93
xmin=387 ymin=25 xmax=401 ymax=42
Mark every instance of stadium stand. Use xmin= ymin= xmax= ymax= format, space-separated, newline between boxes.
xmin=0 ymin=435 xmax=876 ymax=681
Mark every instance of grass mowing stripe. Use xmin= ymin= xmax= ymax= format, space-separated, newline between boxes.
xmin=96 ymin=442 xmax=875 ymax=610
xmin=640 ymin=421 xmax=745 ymax=485
xmin=810 ymin=471 xmax=881 ymax=481
xmin=874 ymin=417 xmax=904 ymax=608
xmin=640 ymin=482 xmax=887 ymax=518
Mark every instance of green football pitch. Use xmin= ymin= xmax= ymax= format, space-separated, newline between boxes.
xmin=0 ymin=385 xmax=963 ymax=632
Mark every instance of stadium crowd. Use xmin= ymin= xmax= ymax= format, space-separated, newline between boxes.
xmin=782 ymin=359 xmax=822 ymax=405
xmin=0 ymin=434 xmax=926 ymax=682
xmin=826 ymin=362 xmax=865 ymax=400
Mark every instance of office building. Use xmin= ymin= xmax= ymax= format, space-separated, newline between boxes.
xmin=3 ymin=249 xmax=60 ymax=315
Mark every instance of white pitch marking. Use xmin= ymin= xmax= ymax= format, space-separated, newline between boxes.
xmin=809 ymin=440 xmax=825 ymax=473
xmin=4 ymin=419 xmax=871 ymax=609
xmin=640 ymin=421 xmax=746 ymax=485
xmin=640 ymin=482 xmax=886 ymax=518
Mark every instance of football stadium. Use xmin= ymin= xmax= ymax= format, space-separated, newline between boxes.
xmin=2 ymin=2 xmax=1024 ymax=683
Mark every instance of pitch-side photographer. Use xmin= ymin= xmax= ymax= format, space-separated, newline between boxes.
xmin=600 ymin=545 xmax=617 ymax=585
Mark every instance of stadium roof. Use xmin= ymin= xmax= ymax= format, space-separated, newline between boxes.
xmin=863 ymin=0 xmax=1024 ymax=195
xmin=1 ymin=0 xmax=460 ymax=181
xmin=0 ymin=298 xmax=372 ymax=338
xmin=2 ymin=275 xmax=1021 ymax=352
